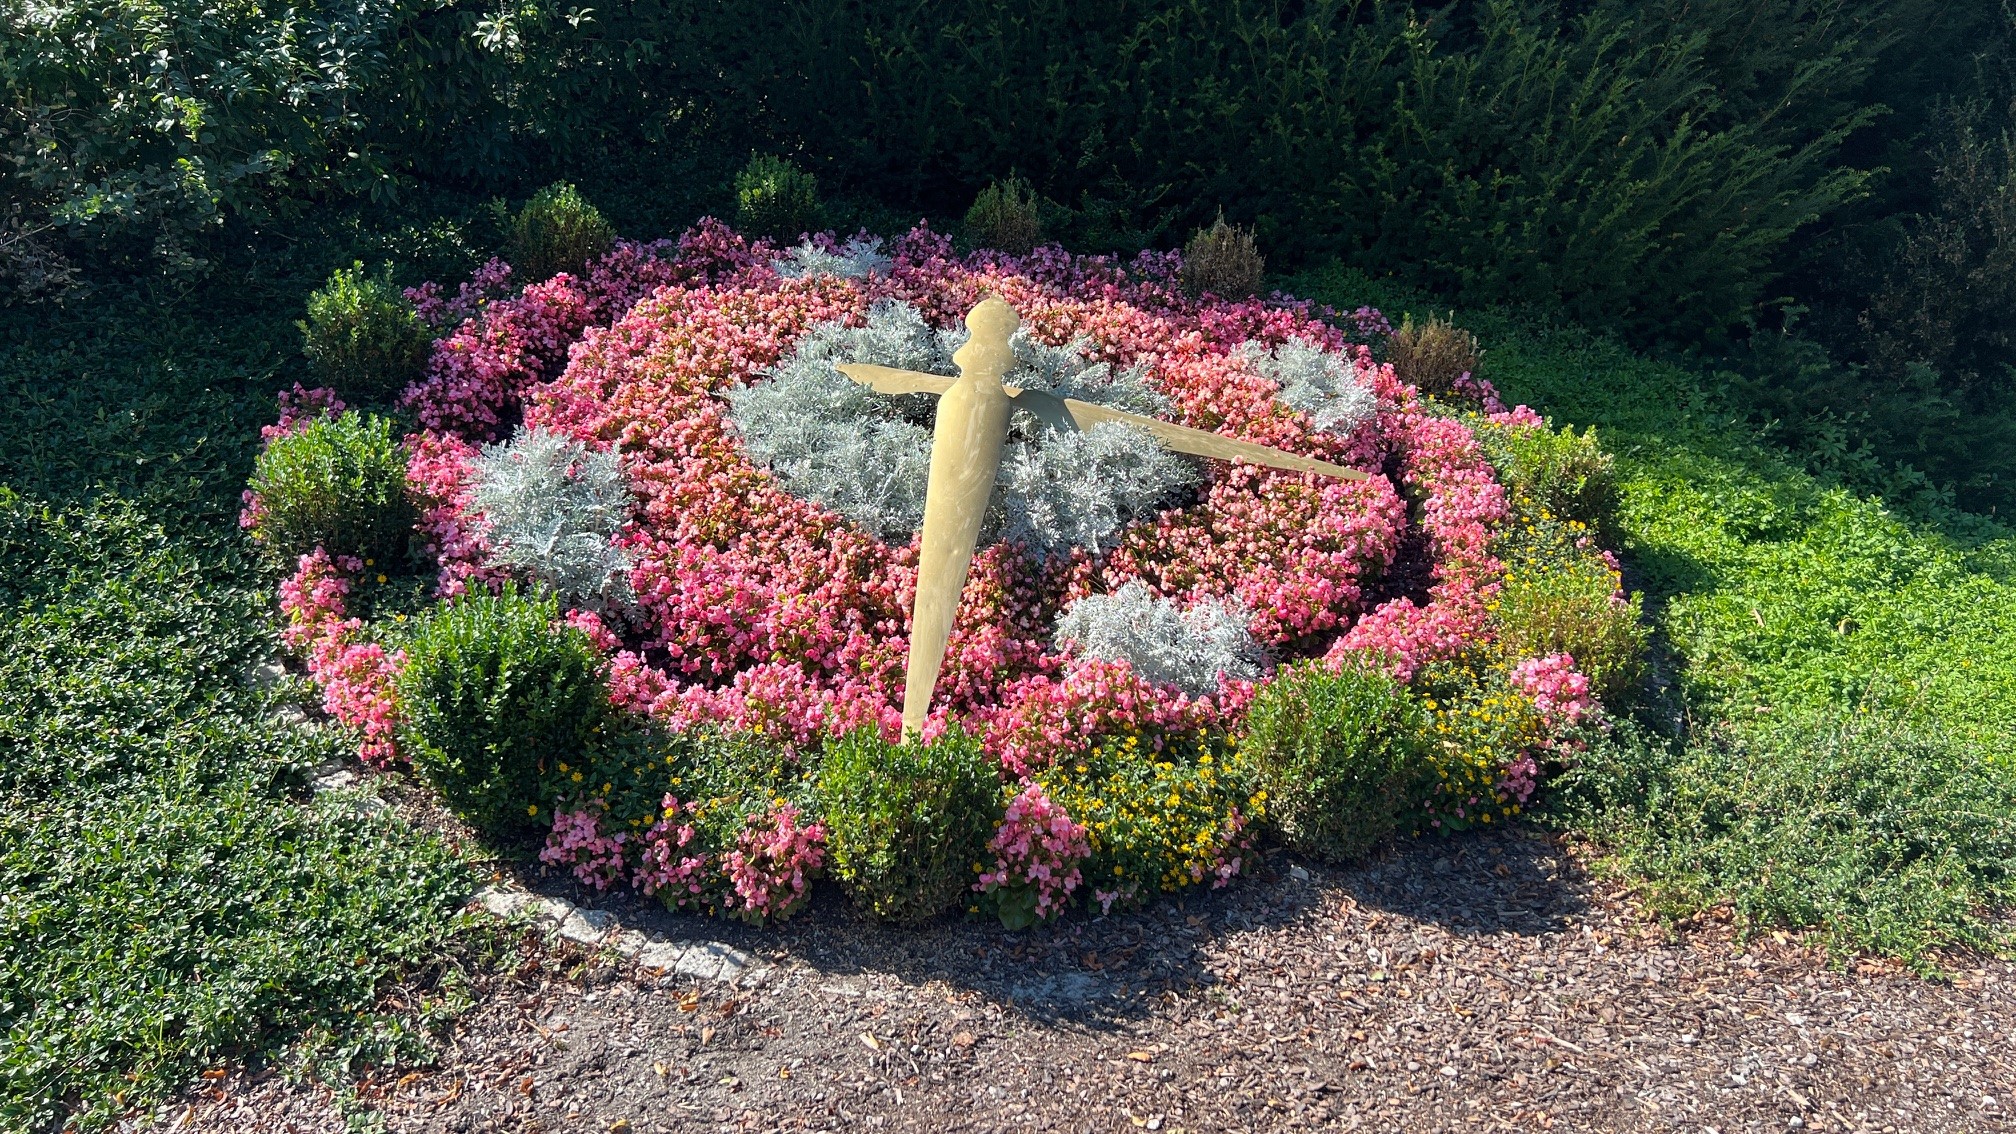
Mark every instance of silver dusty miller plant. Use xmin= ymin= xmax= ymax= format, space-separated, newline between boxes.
xmin=1239 ymin=335 xmax=1377 ymax=435
xmin=728 ymin=301 xmax=1200 ymax=553
xmin=1052 ymin=581 xmax=1266 ymax=696
xmin=470 ymin=426 xmax=635 ymax=610
xmin=770 ymin=236 xmax=893 ymax=280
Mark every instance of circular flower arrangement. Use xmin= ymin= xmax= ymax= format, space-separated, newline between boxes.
xmin=254 ymin=222 xmax=1625 ymax=923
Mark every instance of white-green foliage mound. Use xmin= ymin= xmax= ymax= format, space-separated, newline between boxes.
xmin=1240 ymin=335 xmax=1377 ymax=435
xmin=1053 ymin=581 xmax=1265 ymax=695
xmin=727 ymin=301 xmax=1202 ymax=552
xmin=471 ymin=426 xmax=635 ymax=609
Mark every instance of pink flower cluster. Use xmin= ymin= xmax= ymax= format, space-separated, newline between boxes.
xmin=277 ymin=548 xmax=405 ymax=765
xmin=634 ymin=795 xmax=712 ymax=905
xmin=549 ymin=794 xmax=826 ymax=924
xmin=539 ymin=805 xmax=631 ymax=890
xmin=976 ymin=783 xmax=1091 ymax=921
xmin=1510 ymin=653 xmax=1595 ymax=728
xmin=1327 ymin=396 xmax=1510 ymax=683
xmin=399 ymin=226 xmax=768 ymax=439
xmin=722 ymin=802 xmax=827 ymax=924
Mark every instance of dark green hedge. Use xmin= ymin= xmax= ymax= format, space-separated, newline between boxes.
xmin=6 ymin=0 xmax=2007 ymax=339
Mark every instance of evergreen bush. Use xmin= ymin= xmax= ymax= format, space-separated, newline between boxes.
xmin=397 ymin=586 xmax=615 ymax=837
xmin=299 ymin=263 xmax=432 ymax=401
xmin=506 ymin=182 xmax=617 ymax=282
xmin=245 ymin=411 xmax=414 ymax=565
xmin=815 ymin=727 xmax=998 ymax=925
xmin=1241 ymin=661 xmax=1429 ymax=863
xmin=965 ymin=176 xmax=1045 ymax=254
xmin=734 ymin=155 xmax=823 ymax=241
xmin=1179 ymin=213 xmax=1263 ymax=298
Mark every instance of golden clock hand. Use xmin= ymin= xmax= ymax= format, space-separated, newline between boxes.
xmin=832 ymin=363 xmax=956 ymax=398
xmin=899 ymin=297 xmax=1020 ymax=737
xmin=838 ymin=367 xmax=1363 ymax=481
xmin=1015 ymin=389 xmax=1367 ymax=481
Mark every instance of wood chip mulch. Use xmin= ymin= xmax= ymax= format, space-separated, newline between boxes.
xmin=147 ymin=827 xmax=2014 ymax=1133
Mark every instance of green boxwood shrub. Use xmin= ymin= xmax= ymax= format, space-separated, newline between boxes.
xmin=816 ymin=727 xmax=998 ymax=925
xmin=396 ymin=586 xmax=615 ymax=837
xmin=245 ymin=410 xmax=414 ymax=565
xmin=734 ymin=154 xmax=823 ymax=242
xmin=506 ymin=182 xmax=617 ymax=282
xmin=1241 ymin=661 xmax=1430 ymax=863
xmin=299 ymin=263 xmax=433 ymax=401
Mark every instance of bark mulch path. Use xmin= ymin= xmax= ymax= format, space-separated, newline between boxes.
xmin=152 ymin=828 xmax=2014 ymax=1133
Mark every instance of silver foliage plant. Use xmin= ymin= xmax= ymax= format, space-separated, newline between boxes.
xmin=470 ymin=426 xmax=636 ymax=610
xmin=728 ymin=301 xmax=1201 ymax=553
xmin=770 ymin=236 xmax=893 ymax=280
xmin=1053 ymin=581 xmax=1266 ymax=696
xmin=1239 ymin=335 xmax=1377 ymax=435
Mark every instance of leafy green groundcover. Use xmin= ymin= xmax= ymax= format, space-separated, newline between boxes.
xmin=0 ymin=291 xmax=475 ymax=1131
xmin=1293 ymin=264 xmax=2016 ymax=963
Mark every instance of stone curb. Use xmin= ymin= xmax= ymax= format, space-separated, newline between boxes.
xmin=474 ymin=886 xmax=767 ymax=988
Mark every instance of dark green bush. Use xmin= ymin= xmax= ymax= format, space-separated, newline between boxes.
xmin=300 ymin=262 xmax=432 ymax=401
xmin=734 ymin=155 xmax=822 ymax=242
xmin=1241 ymin=661 xmax=1429 ymax=862
xmin=816 ymin=727 xmax=998 ymax=925
xmin=1179 ymin=213 xmax=1263 ymax=298
xmin=965 ymin=176 xmax=1045 ymax=254
xmin=506 ymin=182 xmax=617 ymax=282
xmin=1551 ymin=713 xmax=2016 ymax=968
xmin=245 ymin=410 xmax=414 ymax=565
xmin=396 ymin=586 xmax=615 ymax=837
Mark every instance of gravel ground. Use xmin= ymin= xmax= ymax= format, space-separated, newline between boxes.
xmin=147 ymin=827 xmax=2014 ymax=1133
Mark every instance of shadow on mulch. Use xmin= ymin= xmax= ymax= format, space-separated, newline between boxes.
xmin=501 ymin=824 xmax=1592 ymax=1033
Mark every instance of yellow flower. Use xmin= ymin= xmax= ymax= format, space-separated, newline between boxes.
xmin=376 ymin=574 xmax=388 ymax=584
xmin=526 ymin=804 xmax=538 ymax=816
xmin=571 ymin=771 xmax=583 ymax=782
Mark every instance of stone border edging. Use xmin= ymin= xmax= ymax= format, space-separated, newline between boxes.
xmin=471 ymin=887 xmax=767 ymax=987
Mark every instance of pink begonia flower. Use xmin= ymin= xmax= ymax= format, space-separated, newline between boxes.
xmin=278 ymin=548 xmax=405 ymax=765
xmin=977 ymin=783 xmax=1091 ymax=920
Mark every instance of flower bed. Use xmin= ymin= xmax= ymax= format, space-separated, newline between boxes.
xmin=247 ymin=222 xmax=1635 ymax=925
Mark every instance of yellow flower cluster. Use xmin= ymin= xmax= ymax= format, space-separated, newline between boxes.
xmin=1037 ymin=733 xmax=1264 ymax=908
xmin=1413 ymin=679 xmax=1544 ymax=830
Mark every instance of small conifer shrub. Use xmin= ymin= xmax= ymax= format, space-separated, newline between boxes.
xmin=965 ymin=176 xmax=1044 ymax=255
xmin=299 ymin=263 xmax=432 ymax=401
xmin=735 ymin=155 xmax=823 ymax=241
xmin=816 ymin=727 xmax=999 ymax=925
xmin=397 ymin=585 xmax=616 ymax=836
xmin=506 ymin=182 xmax=617 ymax=282
xmin=1242 ymin=660 xmax=1429 ymax=862
xmin=1387 ymin=314 xmax=1483 ymax=399
xmin=246 ymin=410 xmax=414 ymax=565
xmin=1179 ymin=212 xmax=1264 ymax=298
